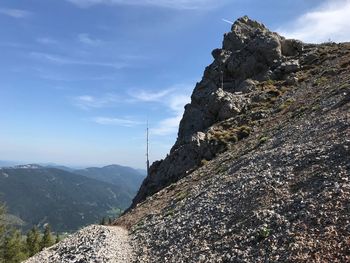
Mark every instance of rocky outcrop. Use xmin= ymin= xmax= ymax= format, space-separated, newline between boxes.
xmin=117 ymin=34 xmax=350 ymax=262
xmin=131 ymin=16 xmax=306 ymax=207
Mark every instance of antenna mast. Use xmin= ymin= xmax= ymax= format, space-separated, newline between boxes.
xmin=146 ymin=120 xmax=150 ymax=177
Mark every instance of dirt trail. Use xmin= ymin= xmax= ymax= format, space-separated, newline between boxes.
xmin=24 ymin=225 xmax=133 ymax=263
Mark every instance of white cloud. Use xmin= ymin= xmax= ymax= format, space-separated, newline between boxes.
xmin=75 ymin=84 xmax=192 ymax=134
xmin=150 ymin=115 xmax=182 ymax=136
xmin=66 ymin=0 xmax=226 ymax=10
xmin=0 ymin=8 xmax=31 ymax=18
xmin=92 ymin=117 xmax=143 ymax=127
xmin=130 ymin=89 xmax=174 ymax=102
xmin=78 ymin=33 xmax=102 ymax=46
xmin=73 ymin=94 xmax=120 ymax=109
xmin=36 ymin=37 xmax=58 ymax=45
xmin=131 ymin=84 xmax=192 ymax=136
xmin=150 ymin=92 xmax=190 ymax=136
xmin=30 ymin=52 xmax=126 ymax=69
xmin=279 ymin=0 xmax=350 ymax=43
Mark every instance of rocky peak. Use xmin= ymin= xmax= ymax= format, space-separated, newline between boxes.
xmin=178 ymin=16 xmax=303 ymax=145
xmin=130 ymin=16 xmax=309 ymax=208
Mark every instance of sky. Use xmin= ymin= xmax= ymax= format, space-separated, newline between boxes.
xmin=0 ymin=0 xmax=350 ymax=169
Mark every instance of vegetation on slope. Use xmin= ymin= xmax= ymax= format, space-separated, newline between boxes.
xmin=0 ymin=167 xmax=131 ymax=232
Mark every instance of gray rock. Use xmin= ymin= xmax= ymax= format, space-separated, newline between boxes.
xmin=236 ymin=79 xmax=258 ymax=93
xmin=281 ymin=38 xmax=303 ymax=56
xmin=280 ymin=59 xmax=300 ymax=73
xmin=130 ymin=16 xmax=308 ymax=208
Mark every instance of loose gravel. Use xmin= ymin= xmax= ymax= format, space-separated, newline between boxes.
xmin=24 ymin=225 xmax=133 ymax=263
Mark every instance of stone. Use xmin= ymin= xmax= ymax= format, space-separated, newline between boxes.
xmin=281 ymin=38 xmax=303 ymax=56
xmin=236 ymin=79 xmax=258 ymax=93
xmin=280 ymin=59 xmax=300 ymax=73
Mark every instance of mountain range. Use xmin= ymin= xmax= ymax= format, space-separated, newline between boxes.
xmin=0 ymin=164 xmax=145 ymax=232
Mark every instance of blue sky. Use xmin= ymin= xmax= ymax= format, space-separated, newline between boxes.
xmin=0 ymin=0 xmax=349 ymax=168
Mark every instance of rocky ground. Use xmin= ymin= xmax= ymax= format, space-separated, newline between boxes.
xmin=24 ymin=225 xmax=133 ymax=263
xmin=116 ymin=17 xmax=350 ymax=262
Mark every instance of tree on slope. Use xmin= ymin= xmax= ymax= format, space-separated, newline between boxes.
xmin=40 ymin=224 xmax=53 ymax=249
xmin=55 ymin=233 xmax=60 ymax=244
xmin=0 ymin=204 xmax=5 ymax=239
xmin=2 ymin=229 xmax=27 ymax=263
xmin=0 ymin=202 xmax=7 ymax=263
xmin=26 ymin=226 xmax=41 ymax=257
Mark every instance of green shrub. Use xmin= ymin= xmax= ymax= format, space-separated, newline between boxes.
xmin=259 ymin=136 xmax=269 ymax=144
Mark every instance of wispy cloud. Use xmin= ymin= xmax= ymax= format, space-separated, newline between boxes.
xmin=130 ymin=84 xmax=192 ymax=136
xmin=279 ymin=0 xmax=350 ymax=43
xmin=30 ymin=52 xmax=126 ymax=69
xmin=129 ymin=88 xmax=174 ymax=102
xmin=36 ymin=37 xmax=58 ymax=45
xmin=222 ymin=18 xmax=233 ymax=25
xmin=73 ymin=94 xmax=120 ymax=110
xmin=92 ymin=117 xmax=143 ymax=127
xmin=0 ymin=8 xmax=31 ymax=18
xmin=66 ymin=0 xmax=226 ymax=10
xmin=78 ymin=33 xmax=103 ymax=46
xmin=151 ymin=115 xmax=182 ymax=136
xmin=150 ymin=92 xmax=190 ymax=136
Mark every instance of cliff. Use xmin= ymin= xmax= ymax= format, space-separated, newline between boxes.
xmin=132 ymin=16 xmax=309 ymax=207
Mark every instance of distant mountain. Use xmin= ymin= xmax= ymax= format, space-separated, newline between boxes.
xmin=74 ymin=165 xmax=146 ymax=195
xmin=0 ymin=160 xmax=21 ymax=167
xmin=0 ymin=167 xmax=133 ymax=232
xmin=44 ymin=164 xmax=75 ymax=172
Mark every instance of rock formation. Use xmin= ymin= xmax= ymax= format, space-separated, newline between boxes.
xmin=117 ymin=16 xmax=350 ymax=262
xmin=131 ymin=16 xmax=306 ymax=207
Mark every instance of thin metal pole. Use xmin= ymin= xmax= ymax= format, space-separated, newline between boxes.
xmin=146 ymin=120 xmax=150 ymax=177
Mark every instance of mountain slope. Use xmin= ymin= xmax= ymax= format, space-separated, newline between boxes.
xmin=25 ymin=16 xmax=350 ymax=262
xmin=115 ymin=17 xmax=350 ymax=262
xmin=0 ymin=166 xmax=132 ymax=232
xmin=74 ymin=165 xmax=145 ymax=195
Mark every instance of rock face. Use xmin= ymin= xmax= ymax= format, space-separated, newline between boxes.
xmin=116 ymin=19 xmax=350 ymax=261
xmin=131 ymin=16 xmax=305 ymax=207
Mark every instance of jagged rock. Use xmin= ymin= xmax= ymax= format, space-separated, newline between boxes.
xmin=281 ymin=38 xmax=303 ymax=56
xmin=130 ymin=16 xmax=308 ymax=208
xmin=118 ymin=38 xmax=350 ymax=262
xmin=280 ymin=59 xmax=300 ymax=73
xmin=236 ymin=79 xmax=258 ymax=93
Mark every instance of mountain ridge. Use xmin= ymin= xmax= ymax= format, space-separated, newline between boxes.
xmin=0 ymin=164 xmax=145 ymax=232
